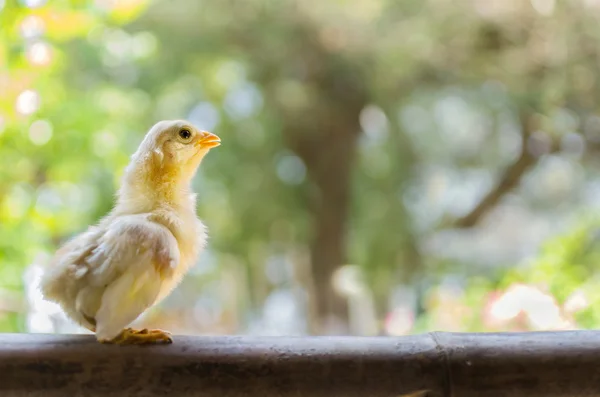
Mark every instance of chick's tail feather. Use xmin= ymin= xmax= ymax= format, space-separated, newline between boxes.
xmin=39 ymin=265 xmax=73 ymax=304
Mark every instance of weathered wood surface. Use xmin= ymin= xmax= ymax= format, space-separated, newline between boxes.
xmin=0 ymin=331 xmax=599 ymax=396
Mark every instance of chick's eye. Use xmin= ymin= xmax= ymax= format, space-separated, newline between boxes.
xmin=178 ymin=129 xmax=192 ymax=141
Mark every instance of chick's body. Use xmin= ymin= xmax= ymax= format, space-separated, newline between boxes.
xmin=41 ymin=120 xmax=220 ymax=344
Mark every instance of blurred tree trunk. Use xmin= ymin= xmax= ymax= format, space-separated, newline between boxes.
xmin=283 ymin=106 xmax=364 ymax=333
xmin=273 ymin=29 xmax=368 ymax=333
xmin=300 ymin=119 xmax=359 ymax=334
xmin=309 ymin=169 xmax=350 ymax=333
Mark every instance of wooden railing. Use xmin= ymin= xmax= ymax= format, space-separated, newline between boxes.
xmin=1 ymin=331 xmax=599 ymax=396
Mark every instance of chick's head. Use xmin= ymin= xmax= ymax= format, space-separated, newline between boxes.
xmin=135 ymin=119 xmax=220 ymax=182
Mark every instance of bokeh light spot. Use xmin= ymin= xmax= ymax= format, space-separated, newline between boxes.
xmin=360 ymin=105 xmax=388 ymax=142
xmin=28 ymin=120 xmax=53 ymax=145
xmin=224 ymin=83 xmax=263 ymax=120
xmin=188 ymin=102 xmax=220 ymax=132
xmin=26 ymin=42 xmax=53 ymax=66
xmin=16 ymin=90 xmax=41 ymax=115
xmin=276 ymin=154 xmax=306 ymax=185
xmin=18 ymin=0 xmax=46 ymax=8
xmin=20 ymin=15 xmax=45 ymax=38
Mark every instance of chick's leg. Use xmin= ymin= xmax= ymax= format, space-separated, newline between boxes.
xmin=108 ymin=327 xmax=172 ymax=344
xmin=94 ymin=269 xmax=168 ymax=344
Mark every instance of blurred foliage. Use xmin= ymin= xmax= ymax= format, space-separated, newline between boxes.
xmin=3 ymin=0 xmax=600 ymax=335
xmin=448 ymin=218 xmax=600 ymax=333
xmin=502 ymin=218 xmax=600 ymax=329
xmin=0 ymin=0 xmax=150 ymax=332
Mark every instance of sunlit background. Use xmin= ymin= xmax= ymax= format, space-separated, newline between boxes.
xmin=2 ymin=0 xmax=600 ymax=337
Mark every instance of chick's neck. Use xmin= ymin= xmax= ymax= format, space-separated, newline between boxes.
xmin=115 ymin=157 xmax=197 ymax=214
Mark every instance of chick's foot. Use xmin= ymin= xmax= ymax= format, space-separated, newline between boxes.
xmin=106 ymin=327 xmax=173 ymax=345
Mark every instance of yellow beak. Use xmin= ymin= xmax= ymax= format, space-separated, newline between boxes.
xmin=196 ymin=131 xmax=221 ymax=149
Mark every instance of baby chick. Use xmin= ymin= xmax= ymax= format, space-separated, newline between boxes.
xmin=40 ymin=120 xmax=220 ymax=344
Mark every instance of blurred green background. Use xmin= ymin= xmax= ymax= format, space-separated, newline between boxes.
xmin=2 ymin=0 xmax=600 ymax=336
